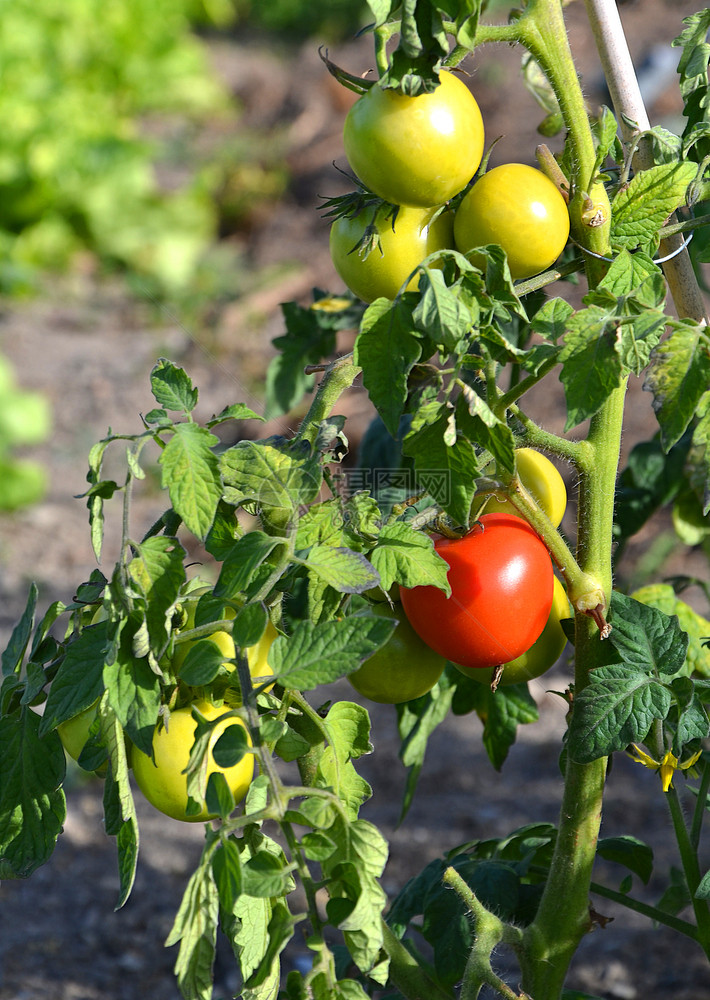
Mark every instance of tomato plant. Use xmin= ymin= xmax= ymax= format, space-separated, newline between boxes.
xmin=57 ymin=699 xmax=106 ymax=772
xmin=329 ymin=202 xmax=453 ymax=302
xmin=475 ymin=447 xmax=568 ymax=527
xmin=453 ymin=162 xmax=570 ymax=279
xmin=453 ymin=575 xmax=571 ymax=686
xmin=400 ymin=513 xmax=554 ymax=669
xmin=131 ymin=701 xmax=253 ymax=823
xmin=343 ymin=69 xmax=485 ymax=207
xmin=347 ymin=602 xmax=446 ymax=703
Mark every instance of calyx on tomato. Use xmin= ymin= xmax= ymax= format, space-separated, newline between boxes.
xmin=329 ymin=202 xmax=453 ymax=303
xmin=343 ymin=70 xmax=485 ymax=207
xmin=475 ymin=448 xmax=567 ymax=528
xmin=454 ymin=575 xmax=571 ymax=686
xmin=131 ymin=700 xmax=253 ymax=823
xmin=400 ymin=513 xmax=554 ymax=670
xmin=347 ymin=602 xmax=446 ymax=704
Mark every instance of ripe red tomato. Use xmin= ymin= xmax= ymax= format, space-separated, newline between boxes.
xmin=453 ymin=575 xmax=571 ymax=686
xmin=343 ymin=71 xmax=485 ymax=207
xmin=453 ymin=163 xmax=570 ymax=280
xmin=400 ymin=513 xmax=553 ymax=669
xmin=347 ymin=602 xmax=446 ymax=704
xmin=329 ymin=203 xmax=453 ymax=303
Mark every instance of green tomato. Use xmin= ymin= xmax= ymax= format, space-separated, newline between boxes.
xmin=329 ymin=203 xmax=453 ymax=303
xmin=347 ymin=603 xmax=447 ymax=704
xmin=57 ymin=699 xmax=109 ymax=775
xmin=453 ymin=576 xmax=571 ymax=686
xmin=131 ymin=701 xmax=253 ymax=823
xmin=475 ymin=448 xmax=567 ymax=528
xmin=343 ymin=70 xmax=485 ymax=207
xmin=453 ymin=163 xmax=570 ymax=280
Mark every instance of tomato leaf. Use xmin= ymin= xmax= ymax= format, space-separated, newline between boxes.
xmin=674 ymin=10 xmax=710 ymax=161
xmin=353 ymin=297 xmax=423 ymax=437
xmin=558 ymin=305 xmax=625 ymax=430
xmin=480 ymin=683 xmax=539 ymax=771
xmin=303 ymin=545 xmax=380 ymax=595
xmin=220 ymin=436 xmax=323 ymax=511
xmin=159 ymin=422 xmax=222 ymax=541
xmin=396 ymin=673 xmax=457 ymax=821
xmin=268 ymin=617 xmax=397 ymax=691
xmin=215 ymin=531 xmax=285 ymax=599
xmin=165 ymin=840 xmax=220 ymax=1000
xmin=607 ymin=591 xmax=689 ymax=677
xmin=402 ymin=399 xmax=481 ymax=524
xmin=100 ymin=701 xmax=139 ymax=909
xmin=611 ymin=162 xmax=697 ymax=250
xmin=1 ymin=581 xmax=37 ymax=677
xmin=127 ymin=535 xmax=186 ymax=660
xmin=0 ymin=707 xmax=66 ymax=878
xmin=631 ymin=583 xmax=710 ymax=679
xmin=103 ymin=618 xmax=162 ymax=757
xmin=644 ymin=318 xmax=710 ymax=451
xmin=413 ymin=267 xmax=473 ymax=350
xmin=151 ymin=358 xmax=199 ymax=414
xmin=369 ymin=521 xmax=451 ymax=593
xmin=597 ymin=835 xmax=654 ymax=886
xmin=39 ymin=620 xmax=110 ymax=734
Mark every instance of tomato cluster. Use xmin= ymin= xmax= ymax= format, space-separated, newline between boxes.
xmin=330 ymin=71 xmax=570 ymax=300
xmin=57 ymin=590 xmax=280 ymax=823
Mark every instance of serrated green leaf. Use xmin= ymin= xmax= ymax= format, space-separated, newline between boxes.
xmin=151 ymin=358 xmax=199 ymax=413
xmin=304 ymin=545 xmax=380 ymax=594
xmin=558 ymin=306 xmax=625 ymax=429
xmin=369 ymin=521 xmax=451 ymax=593
xmin=644 ymin=319 xmax=710 ymax=450
xmin=159 ymin=422 xmax=221 ymax=541
xmin=220 ymin=436 xmax=322 ymax=511
xmin=403 ymin=400 xmax=480 ymax=524
xmin=608 ymin=590 xmax=689 ymax=677
xmin=268 ymin=616 xmax=397 ymax=691
xmin=1 ymin=582 xmax=37 ymax=676
xmin=208 ymin=402 xmax=264 ymax=427
xmin=353 ymin=297 xmax=422 ymax=436
xmin=611 ymin=162 xmax=697 ymax=249
xmin=103 ymin=622 xmax=161 ymax=756
xmin=631 ymin=584 xmax=710 ymax=679
xmin=0 ymin=707 xmax=66 ymax=878
xmin=531 ymin=297 xmax=574 ymax=342
xmin=165 ymin=844 xmax=219 ymax=1000
xmin=413 ymin=267 xmax=473 ymax=349
xmin=597 ymin=835 xmax=654 ymax=885
xmin=481 ymin=682 xmax=539 ymax=771
xmin=40 ymin=621 xmax=110 ymax=734
xmin=128 ymin=535 xmax=186 ymax=658
xmin=215 ymin=531 xmax=285 ymax=600
xmin=396 ymin=672 xmax=457 ymax=820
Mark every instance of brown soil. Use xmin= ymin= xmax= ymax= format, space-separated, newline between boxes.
xmin=1 ymin=3 xmax=710 ymax=999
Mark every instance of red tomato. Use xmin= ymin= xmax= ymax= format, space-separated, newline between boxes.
xmin=399 ymin=513 xmax=553 ymax=669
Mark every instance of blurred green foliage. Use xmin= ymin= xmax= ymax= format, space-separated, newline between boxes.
xmin=225 ymin=0 xmax=368 ymax=41
xmin=0 ymin=355 xmax=51 ymax=512
xmin=0 ymin=0 xmax=234 ymax=296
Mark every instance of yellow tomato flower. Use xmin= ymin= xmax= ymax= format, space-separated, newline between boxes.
xmin=628 ymin=743 xmax=702 ymax=792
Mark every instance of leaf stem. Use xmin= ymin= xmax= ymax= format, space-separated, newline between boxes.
xmin=381 ymin=921 xmax=454 ymax=1000
xmin=295 ymin=355 xmax=362 ymax=448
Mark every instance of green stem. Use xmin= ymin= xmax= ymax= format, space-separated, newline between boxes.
xmin=381 ymin=922 xmax=454 ymax=1000
xmin=589 ymin=879 xmax=699 ymax=940
xmin=295 ymin=355 xmax=361 ymax=447
xmin=666 ymin=785 xmax=710 ymax=957
xmin=690 ymin=763 xmax=710 ymax=852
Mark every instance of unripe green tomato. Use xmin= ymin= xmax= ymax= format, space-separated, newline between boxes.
xmin=343 ymin=70 xmax=485 ymax=207
xmin=453 ymin=576 xmax=571 ymax=686
xmin=347 ymin=603 xmax=447 ymax=704
xmin=57 ymin=699 xmax=107 ymax=774
xmin=329 ymin=203 xmax=453 ymax=303
xmin=453 ymin=163 xmax=570 ymax=280
xmin=131 ymin=701 xmax=253 ymax=823
xmin=476 ymin=448 xmax=567 ymax=528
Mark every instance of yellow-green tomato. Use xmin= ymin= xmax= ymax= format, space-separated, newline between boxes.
xmin=57 ymin=699 xmax=105 ymax=771
xmin=453 ymin=163 xmax=570 ymax=280
xmin=343 ymin=70 xmax=485 ymax=207
xmin=453 ymin=576 xmax=571 ymax=686
xmin=347 ymin=603 xmax=447 ymax=704
xmin=477 ymin=448 xmax=567 ymax=528
xmin=246 ymin=620 xmax=277 ymax=692
xmin=131 ymin=701 xmax=253 ymax=823
xmin=330 ymin=203 xmax=453 ymax=303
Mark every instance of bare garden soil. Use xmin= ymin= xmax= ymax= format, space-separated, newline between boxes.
xmin=2 ymin=3 xmax=710 ymax=997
